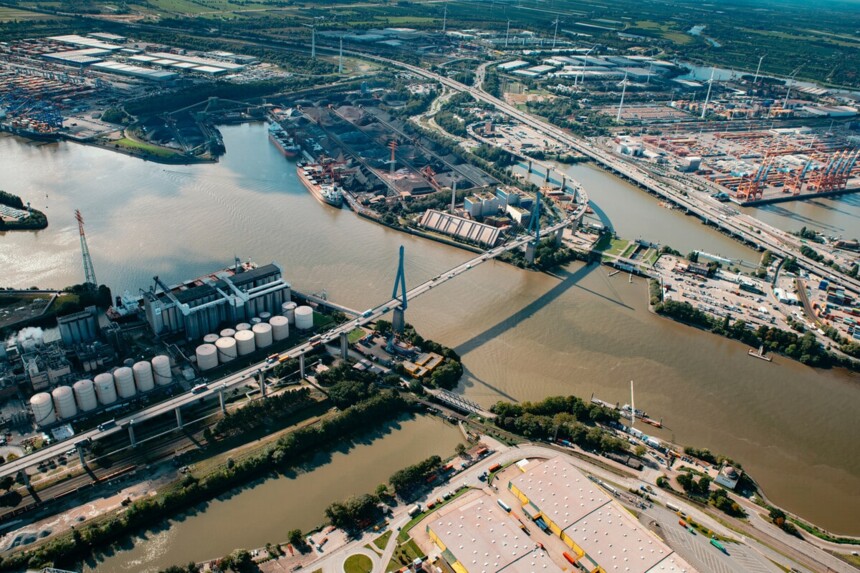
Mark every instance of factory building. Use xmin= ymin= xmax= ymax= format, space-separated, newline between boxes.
xmin=57 ymin=306 xmax=100 ymax=347
xmin=143 ymin=263 xmax=292 ymax=340
xmin=507 ymin=457 xmax=697 ymax=573
xmin=463 ymin=191 xmax=499 ymax=219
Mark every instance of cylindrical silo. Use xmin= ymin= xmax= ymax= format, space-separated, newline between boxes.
xmin=31 ymin=392 xmax=57 ymax=426
xmin=269 ymin=315 xmax=289 ymax=341
xmin=216 ymin=336 xmax=237 ymax=362
xmin=203 ymin=333 xmax=219 ymax=344
xmin=114 ymin=367 xmax=137 ymax=399
xmin=220 ymin=328 xmax=236 ymax=338
xmin=152 ymin=355 xmax=172 ymax=386
xmin=196 ymin=343 xmax=219 ymax=371
xmin=250 ymin=317 xmax=262 ymax=325
xmin=94 ymin=373 xmax=117 ymax=405
xmin=132 ymin=361 xmax=155 ymax=393
xmin=235 ymin=329 xmax=256 ymax=356
xmin=252 ymin=322 xmax=273 ymax=348
xmin=295 ymin=306 xmax=314 ymax=330
xmin=73 ymin=379 xmax=98 ymax=412
xmin=52 ymin=385 xmax=78 ymax=420
xmin=236 ymin=322 xmax=251 ymax=331
xmin=123 ymin=358 xmax=134 ymax=368
xmin=259 ymin=311 xmax=272 ymax=321
xmin=282 ymin=302 xmax=297 ymax=324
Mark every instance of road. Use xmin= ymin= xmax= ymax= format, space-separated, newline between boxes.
xmin=0 ymin=211 xmax=585 ymax=480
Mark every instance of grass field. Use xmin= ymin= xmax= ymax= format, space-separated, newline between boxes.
xmin=344 ymin=554 xmax=373 ymax=573
xmin=373 ymin=530 xmax=392 ymax=550
xmin=348 ymin=328 xmax=367 ymax=344
xmin=0 ymin=6 xmax=56 ymax=21
xmin=114 ymin=137 xmax=182 ymax=158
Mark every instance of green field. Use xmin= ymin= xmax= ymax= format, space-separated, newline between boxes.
xmin=0 ymin=6 xmax=56 ymax=21
xmin=114 ymin=137 xmax=182 ymax=159
xmin=344 ymin=554 xmax=373 ymax=573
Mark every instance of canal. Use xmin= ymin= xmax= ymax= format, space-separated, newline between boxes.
xmin=1 ymin=124 xmax=858 ymax=551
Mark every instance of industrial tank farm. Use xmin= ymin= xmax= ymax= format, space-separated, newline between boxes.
xmin=94 ymin=373 xmax=118 ymax=405
xmin=133 ymin=361 xmax=155 ymax=392
xmin=196 ymin=343 xmax=219 ymax=371
xmin=51 ymin=385 xmax=77 ymax=420
xmin=73 ymin=379 xmax=98 ymax=412
xmin=294 ymin=306 xmax=314 ymax=330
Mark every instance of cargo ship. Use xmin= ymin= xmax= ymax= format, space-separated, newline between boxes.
xmin=297 ymin=161 xmax=344 ymax=208
xmin=268 ymin=123 xmax=300 ymax=158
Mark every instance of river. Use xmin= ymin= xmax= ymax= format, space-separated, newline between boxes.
xmin=82 ymin=415 xmax=463 ymax=572
xmin=1 ymin=124 xmax=858 ymax=552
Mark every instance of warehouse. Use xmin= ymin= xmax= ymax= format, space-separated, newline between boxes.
xmin=48 ymin=35 xmax=122 ymax=51
xmin=507 ymin=457 xmax=698 ymax=573
xmin=418 ymin=210 xmax=501 ymax=246
xmin=426 ymin=491 xmax=564 ymax=573
xmin=91 ymin=61 xmax=178 ymax=82
xmin=43 ymin=48 xmax=110 ymax=66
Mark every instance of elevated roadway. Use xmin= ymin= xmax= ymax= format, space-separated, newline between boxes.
xmin=0 ymin=211 xmax=584 ymax=480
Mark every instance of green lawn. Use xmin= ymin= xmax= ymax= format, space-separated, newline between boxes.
xmin=0 ymin=7 xmax=57 ymax=21
xmin=344 ymin=554 xmax=373 ymax=573
xmin=373 ymin=530 xmax=392 ymax=550
xmin=348 ymin=328 xmax=367 ymax=344
xmin=114 ymin=137 xmax=181 ymax=159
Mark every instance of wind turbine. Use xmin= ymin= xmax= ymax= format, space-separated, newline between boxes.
xmin=442 ymin=2 xmax=448 ymax=34
xmin=505 ymin=19 xmax=511 ymax=49
xmin=782 ymin=65 xmax=803 ymax=109
xmin=552 ymin=16 xmax=560 ymax=48
xmin=576 ymin=44 xmax=597 ymax=86
xmin=752 ymin=54 xmax=765 ymax=84
xmin=616 ymin=72 xmax=629 ymax=122
xmin=701 ymin=67 xmax=715 ymax=119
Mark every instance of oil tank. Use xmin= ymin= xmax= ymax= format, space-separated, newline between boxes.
xmin=220 ymin=328 xmax=236 ymax=338
xmin=235 ymin=329 xmax=256 ymax=356
xmin=73 ymin=379 xmax=98 ymax=412
xmin=250 ymin=317 xmax=262 ymax=325
xmin=282 ymin=302 xmax=297 ymax=324
xmin=252 ymin=322 xmax=273 ymax=348
xmin=259 ymin=311 xmax=272 ymax=321
xmin=295 ymin=305 xmax=314 ymax=330
xmin=216 ymin=336 xmax=237 ymax=362
xmin=132 ymin=361 xmax=155 ymax=393
xmin=269 ymin=315 xmax=289 ymax=341
xmin=236 ymin=322 xmax=251 ymax=331
xmin=203 ymin=333 xmax=219 ymax=344
xmin=152 ymin=355 xmax=172 ymax=386
xmin=52 ymin=385 xmax=78 ymax=419
xmin=196 ymin=344 xmax=219 ymax=371
xmin=30 ymin=392 xmax=56 ymax=426
xmin=94 ymin=373 xmax=118 ymax=404
xmin=123 ymin=358 xmax=134 ymax=368
xmin=114 ymin=366 xmax=137 ymax=399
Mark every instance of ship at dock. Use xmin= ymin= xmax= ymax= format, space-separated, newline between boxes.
xmin=296 ymin=160 xmax=345 ymax=208
xmin=268 ymin=123 xmax=300 ymax=158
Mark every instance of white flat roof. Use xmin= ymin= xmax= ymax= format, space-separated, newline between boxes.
xmin=149 ymin=51 xmax=243 ymax=71
xmin=49 ymin=34 xmax=121 ymax=51
xmin=429 ymin=494 xmax=564 ymax=573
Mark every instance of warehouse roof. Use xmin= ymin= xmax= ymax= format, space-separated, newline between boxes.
xmin=428 ymin=494 xmax=563 ymax=573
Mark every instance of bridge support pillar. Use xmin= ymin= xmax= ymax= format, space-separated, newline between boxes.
xmin=545 ymin=167 xmax=550 ymax=183
xmin=555 ymin=226 xmax=565 ymax=246
xmin=392 ymin=308 xmax=405 ymax=334
xmin=128 ymin=423 xmax=136 ymax=448
xmin=561 ymin=175 xmax=566 ymax=191
xmin=18 ymin=470 xmax=30 ymax=488
xmin=340 ymin=331 xmax=349 ymax=360
xmin=218 ymin=386 xmax=226 ymax=414
xmin=299 ymin=354 xmax=306 ymax=379
xmin=76 ymin=443 xmax=86 ymax=466
xmin=527 ymin=160 xmax=532 ymax=173
xmin=525 ymin=241 xmax=537 ymax=265
xmin=258 ymin=370 xmax=267 ymax=398
xmin=175 ymin=407 xmax=183 ymax=429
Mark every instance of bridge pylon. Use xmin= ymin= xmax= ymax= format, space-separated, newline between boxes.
xmin=525 ymin=191 xmax=542 ymax=265
xmin=391 ymin=246 xmax=407 ymax=333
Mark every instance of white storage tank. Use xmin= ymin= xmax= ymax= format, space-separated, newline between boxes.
xmin=252 ymin=322 xmax=273 ymax=348
xmin=114 ymin=366 xmax=137 ymax=399
xmin=220 ymin=328 xmax=236 ymax=338
xmin=236 ymin=322 xmax=251 ymax=331
xmin=196 ymin=343 xmax=219 ymax=371
xmin=94 ymin=372 xmax=118 ymax=404
xmin=73 ymin=379 xmax=98 ymax=412
xmin=269 ymin=315 xmax=289 ymax=341
xmin=152 ymin=355 xmax=172 ymax=386
xmin=31 ymin=392 xmax=56 ymax=426
xmin=132 ymin=361 xmax=155 ymax=393
xmin=203 ymin=333 xmax=219 ymax=344
xmin=295 ymin=305 xmax=314 ymax=330
xmin=235 ymin=329 xmax=256 ymax=356
xmin=52 ymin=385 xmax=78 ymax=419
xmin=216 ymin=336 xmax=237 ymax=362
xmin=282 ymin=302 xmax=297 ymax=324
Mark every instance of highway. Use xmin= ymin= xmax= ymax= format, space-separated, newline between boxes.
xmin=0 ymin=210 xmax=584 ymax=480
xmin=353 ymin=53 xmax=860 ymax=296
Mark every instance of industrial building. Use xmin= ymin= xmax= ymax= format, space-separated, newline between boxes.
xmin=143 ymin=262 xmax=292 ymax=340
xmin=418 ymin=210 xmax=501 ymax=246
xmin=507 ymin=457 xmax=697 ymax=573
xmin=58 ymin=306 xmax=100 ymax=347
xmin=91 ymin=61 xmax=178 ymax=82
xmin=426 ymin=491 xmax=564 ymax=573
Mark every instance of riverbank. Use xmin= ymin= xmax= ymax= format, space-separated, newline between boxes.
xmin=0 ymin=190 xmax=47 ymax=231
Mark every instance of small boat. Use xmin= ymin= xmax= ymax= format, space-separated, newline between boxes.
xmin=642 ymin=417 xmax=663 ymax=428
xmin=748 ymin=345 xmax=772 ymax=362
